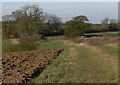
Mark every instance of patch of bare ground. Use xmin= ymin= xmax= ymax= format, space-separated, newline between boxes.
xmin=64 ymin=40 xmax=75 ymax=46
xmin=10 ymin=39 xmax=20 ymax=44
xmin=68 ymin=47 xmax=78 ymax=67
xmin=73 ymin=36 xmax=119 ymax=45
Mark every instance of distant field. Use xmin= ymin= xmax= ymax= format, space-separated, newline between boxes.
xmin=38 ymin=36 xmax=64 ymax=50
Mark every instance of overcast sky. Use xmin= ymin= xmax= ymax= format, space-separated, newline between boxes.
xmin=1 ymin=2 xmax=118 ymax=23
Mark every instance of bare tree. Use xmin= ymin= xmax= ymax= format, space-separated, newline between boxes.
xmin=44 ymin=14 xmax=62 ymax=36
xmin=15 ymin=4 xmax=45 ymax=43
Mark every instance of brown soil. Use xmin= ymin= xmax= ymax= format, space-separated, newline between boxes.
xmin=73 ymin=36 xmax=119 ymax=45
xmin=2 ymin=49 xmax=63 ymax=84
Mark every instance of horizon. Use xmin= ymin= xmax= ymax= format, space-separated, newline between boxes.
xmin=2 ymin=2 xmax=118 ymax=24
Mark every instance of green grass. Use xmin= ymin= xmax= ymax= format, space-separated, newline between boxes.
xmin=46 ymin=35 xmax=64 ymax=41
xmin=2 ymin=39 xmax=38 ymax=53
xmin=31 ymin=36 xmax=73 ymax=83
xmin=75 ymin=46 xmax=118 ymax=83
xmin=38 ymin=40 xmax=64 ymax=50
xmin=2 ymin=39 xmax=12 ymax=53
xmin=96 ymin=44 xmax=118 ymax=57
xmin=31 ymin=36 xmax=118 ymax=83
xmin=31 ymin=45 xmax=71 ymax=83
xmin=2 ymin=36 xmax=65 ymax=53
xmin=36 ymin=36 xmax=65 ymax=50
xmin=31 ymin=42 xmax=118 ymax=83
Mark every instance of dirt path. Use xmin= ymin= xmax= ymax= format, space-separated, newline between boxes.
xmin=64 ymin=41 xmax=118 ymax=83
xmin=87 ymin=45 xmax=118 ymax=74
xmin=69 ymin=47 xmax=78 ymax=60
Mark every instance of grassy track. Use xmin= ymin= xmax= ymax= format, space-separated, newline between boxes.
xmin=74 ymin=44 xmax=118 ymax=83
xmin=31 ymin=36 xmax=118 ymax=83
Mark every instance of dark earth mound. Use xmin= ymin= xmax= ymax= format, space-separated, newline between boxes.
xmin=2 ymin=49 xmax=63 ymax=84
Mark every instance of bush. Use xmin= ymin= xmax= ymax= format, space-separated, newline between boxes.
xmin=64 ymin=15 xmax=91 ymax=39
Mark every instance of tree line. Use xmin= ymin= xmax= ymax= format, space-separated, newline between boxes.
xmin=2 ymin=4 xmax=119 ymax=42
xmin=2 ymin=5 xmax=64 ymax=43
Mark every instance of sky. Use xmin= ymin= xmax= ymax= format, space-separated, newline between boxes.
xmin=1 ymin=2 xmax=118 ymax=23
xmin=1 ymin=0 xmax=119 ymax=2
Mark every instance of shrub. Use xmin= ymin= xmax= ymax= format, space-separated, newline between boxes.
xmin=64 ymin=15 xmax=91 ymax=39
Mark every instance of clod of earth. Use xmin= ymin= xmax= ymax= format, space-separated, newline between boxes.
xmin=2 ymin=49 xmax=64 ymax=84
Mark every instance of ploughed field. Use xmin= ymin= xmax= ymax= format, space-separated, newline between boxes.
xmin=2 ymin=49 xmax=63 ymax=83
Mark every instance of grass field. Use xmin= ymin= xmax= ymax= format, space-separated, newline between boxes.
xmin=2 ymin=36 xmax=118 ymax=83
xmin=31 ymin=36 xmax=118 ymax=83
xmin=2 ymin=39 xmax=11 ymax=53
xmin=2 ymin=39 xmax=38 ymax=53
xmin=2 ymin=36 xmax=64 ymax=53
